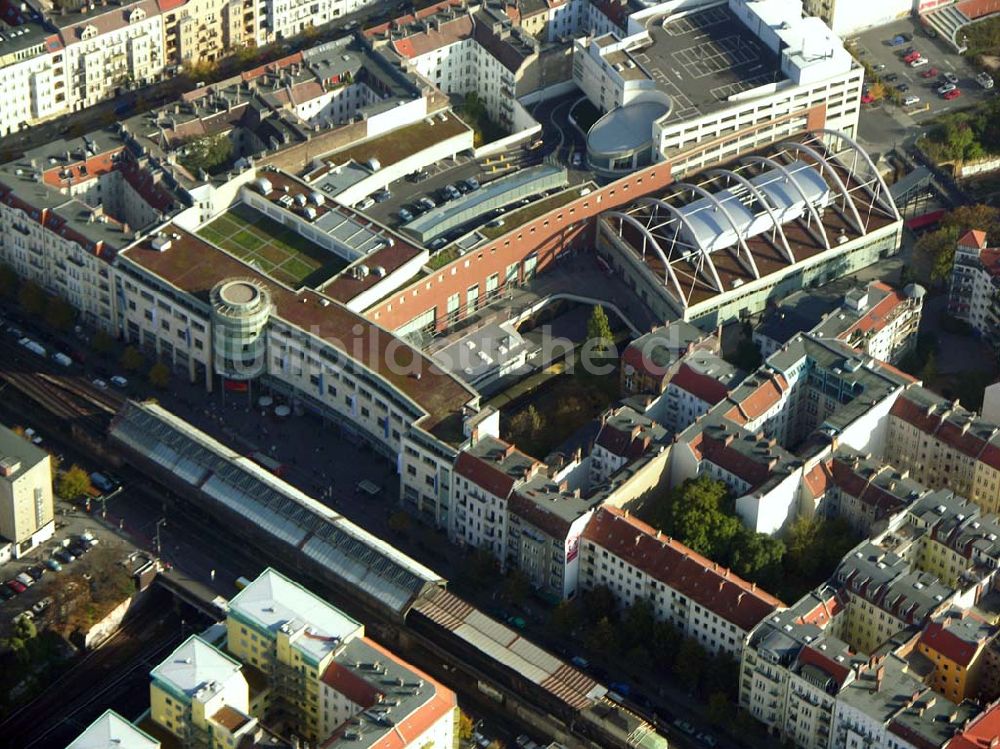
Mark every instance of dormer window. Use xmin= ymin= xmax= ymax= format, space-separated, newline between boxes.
xmin=128 ymin=7 xmax=146 ymax=23
xmin=81 ymin=25 xmax=98 ymax=40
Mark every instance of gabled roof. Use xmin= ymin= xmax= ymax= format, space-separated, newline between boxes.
xmin=582 ymin=506 xmax=783 ymax=631
xmin=959 ymin=229 xmax=988 ymax=250
xmin=670 ymin=362 xmax=731 ymax=405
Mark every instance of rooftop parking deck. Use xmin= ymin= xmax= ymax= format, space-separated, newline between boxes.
xmin=636 ymin=4 xmax=783 ymax=122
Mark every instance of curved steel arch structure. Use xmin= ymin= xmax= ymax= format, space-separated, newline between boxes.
xmin=776 ymin=139 xmax=865 ymax=235
xmin=736 ymin=154 xmax=832 ymax=251
xmin=670 ymin=180 xmax=761 ymax=281
xmin=602 ymin=211 xmax=688 ymax=303
xmin=705 ymin=168 xmax=796 ymax=265
xmin=635 ymin=196 xmax=724 ymax=293
xmin=805 ymin=128 xmax=901 ymax=222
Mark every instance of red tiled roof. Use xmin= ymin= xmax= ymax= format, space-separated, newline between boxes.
xmin=582 ymin=506 xmax=783 ymax=631
xmin=841 ymin=283 xmax=908 ymax=338
xmin=959 ymin=228 xmax=988 ymax=249
xmin=830 ymin=458 xmax=909 ymax=520
xmin=454 ymin=450 xmax=517 ymax=499
xmin=670 ymin=363 xmax=730 ymax=405
xmin=156 ymin=0 xmax=186 ymax=11
xmin=508 ymin=490 xmax=572 ymax=540
xmin=796 ymin=644 xmax=852 ymax=686
xmin=802 ymin=461 xmax=833 ymax=497
xmin=321 ymin=638 xmax=456 ymax=749
xmin=737 ymin=373 xmax=789 ymax=420
xmin=890 ymin=391 xmax=1000 ymax=471
xmin=794 ymin=594 xmax=843 ymax=628
xmin=980 ymin=247 xmax=1000 ymax=277
xmin=364 ymin=0 xmax=465 ymax=38
xmin=391 ymin=14 xmax=473 ymax=59
xmin=700 ymin=432 xmax=777 ymax=487
xmin=946 ymin=700 xmax=1000 ymax=749
xmin=919 ymin=618 xmax=986 ymax=668
xmin=321 ymin=660 xmax=382 ymax=708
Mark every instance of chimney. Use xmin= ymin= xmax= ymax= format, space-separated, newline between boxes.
xmin=876 ymin=665 xmax=884 ymax=692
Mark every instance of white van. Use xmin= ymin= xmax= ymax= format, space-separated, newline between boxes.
xmin=52 ymin=352 xmax=72 ymax=367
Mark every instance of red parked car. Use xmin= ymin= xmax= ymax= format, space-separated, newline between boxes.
xmin=920 ymin=67 xmax=939 ymax=78
xmin=943 ymin=88 xmax=962 ymax=100
xmin=903 ymin=50 xmax=922 ymax=63
xmin=6 ymin=579 xmax=26 ymax=594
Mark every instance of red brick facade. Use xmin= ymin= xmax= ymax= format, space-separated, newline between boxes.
xmin=365 ymin=161 xmax=675 ymax=332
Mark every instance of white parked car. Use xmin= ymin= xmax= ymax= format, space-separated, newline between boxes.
xmin=938 ymin=83 xmax=957 ymax=95
xmin=910 ymin=57 xmax=929 ymax=68
xmin=903 ymin=95 xmax=921 ymax=106
xmin=110 ymin=375 xmax=128 ymax=388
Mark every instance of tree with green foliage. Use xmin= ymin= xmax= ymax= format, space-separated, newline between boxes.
xmin=652 ymin=620 xmax=681 ymax=668
xmin=580 ymin=584 xmax=617 ymax=624
xmin=179 ymin=133 xmax=233 ymax=175
xmin=585 ymin=616 xmax=618 ymax=654
xmin=549 ymin=600 xmax=580 ymax=637
xmin=18 ymin=281 xmax=45 ymax=316
xmin=388 ymin=510 xmax=411 ymax=535
xmin=621 ymin=597 xmax=656 ymax=649
xmin=120 ymin=346 xmax=144 ymax=372
xmin=708 ymin=692 xmax=730 ymax=726
xmin=148 ymin=361 xmax=170 ymax=389
xmin=673 ymin=637 xmax=706 ymax=692
xmin=666 ymin=476 xmax=741 ymax=560
xmin=44 ymin=295 xmax=76 ymax=331
xmin=586 ymin=305 xmax=614 ymax=354
xmin=502 ymin=569 xmax=530 ymax=605
xmin=784 ymin=516 xmax=861 ymax=589
xmin=921 ymin=351 xmax=938 ymax=385
xmin=91 ymin=330 xmax=114 ymax=355
xmin=730 ymin=527 xmax=785 ymax=588
xmin=57 ymin=465 xmax=92 ymax=501
xmin=0 ymin=264 xmax=17 ymax=299
xmin=458 ymin=713 xmax=474 ymax=742
xmin=508 ymin=405 xmax=544 ymax=448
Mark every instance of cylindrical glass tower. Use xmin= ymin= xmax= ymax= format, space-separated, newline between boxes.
xmin=210 ymin=279 xmax=272 ymax=381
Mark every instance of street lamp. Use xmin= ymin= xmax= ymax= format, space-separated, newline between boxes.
xmin=155 ymin=518 xmax=167 ymax=558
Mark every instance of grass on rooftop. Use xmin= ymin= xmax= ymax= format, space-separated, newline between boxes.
xmin=480 ymin=188 xmax=589 ymax=240
xmin=197 ymin=203 xmax=346 ymax=288
xmin=327 ymin=113 xmax=469 ymax=168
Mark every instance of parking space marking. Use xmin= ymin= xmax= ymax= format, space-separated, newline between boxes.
xmin=672 ymin=35 xmax=761 ymax=79
xmin=662 ymin=5 xmax=728 ymax=35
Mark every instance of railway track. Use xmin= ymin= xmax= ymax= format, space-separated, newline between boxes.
xmin=0 ymin=335 xmax=123 ymax=439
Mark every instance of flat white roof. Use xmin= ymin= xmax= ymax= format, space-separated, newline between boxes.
xmin=229 ymin=568 xmax=362 ymax=664
xmin=66 ymin=710 xmax=160 ymax=749
xmin=150 ymin=635 xmax=243 ymax=699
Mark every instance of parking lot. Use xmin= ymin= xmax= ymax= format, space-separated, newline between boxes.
xmin=0 ymin=503 xmax=138 ymax=639
xmin=853 ymin=17 xmax=997 ymax=120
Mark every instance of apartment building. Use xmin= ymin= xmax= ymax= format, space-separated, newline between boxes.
xmin=823 ymin=449 xmax=928 ymax=535
xmin=56 ymin=0 xmax=166 ymax=111
xmin=366 ymin=2 xmax=540 ymax=129
xmin=618 ymin=320 xmax=719 ymax=398
xmin=739 ymin=483 xmax=1000 ymax=748
xmin=158 ymin=0 xmax=260 ymax=67
xmin=949 ymin=701 xmax=1000 ymax=749
xmin=948 ymin=229 xmax=1000 ymax=347
xmin=0 ymin=424 xmax=54 ymax=559
xmin=66 ymin=711 xmax=161 ymax=749
xmin=0 ymin=20 xmax=67 ymax=137
xmin=450 ymin=434 xmax=540 ymax=560
xmin=589 ymin=407 xmax=667 ymax=484
xmin=670 ymin=331 xmax=914 ymax=534
xmin=0 ymin=132 xmax=176 ymax=332
xmin=149 ymin=635 xmax=259 ymax=748
xmin=757 ymin=281 xmax=925 ymax=366
xmin=580 ymin=506 xmax=784 ymax=657
xmin=917 ymin=609 xmax=996 ymax=704
xmin=225 ymin=568 xmax=458 ymax=747
xmin=884 ymin=385 xmax=1000 ymax=514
